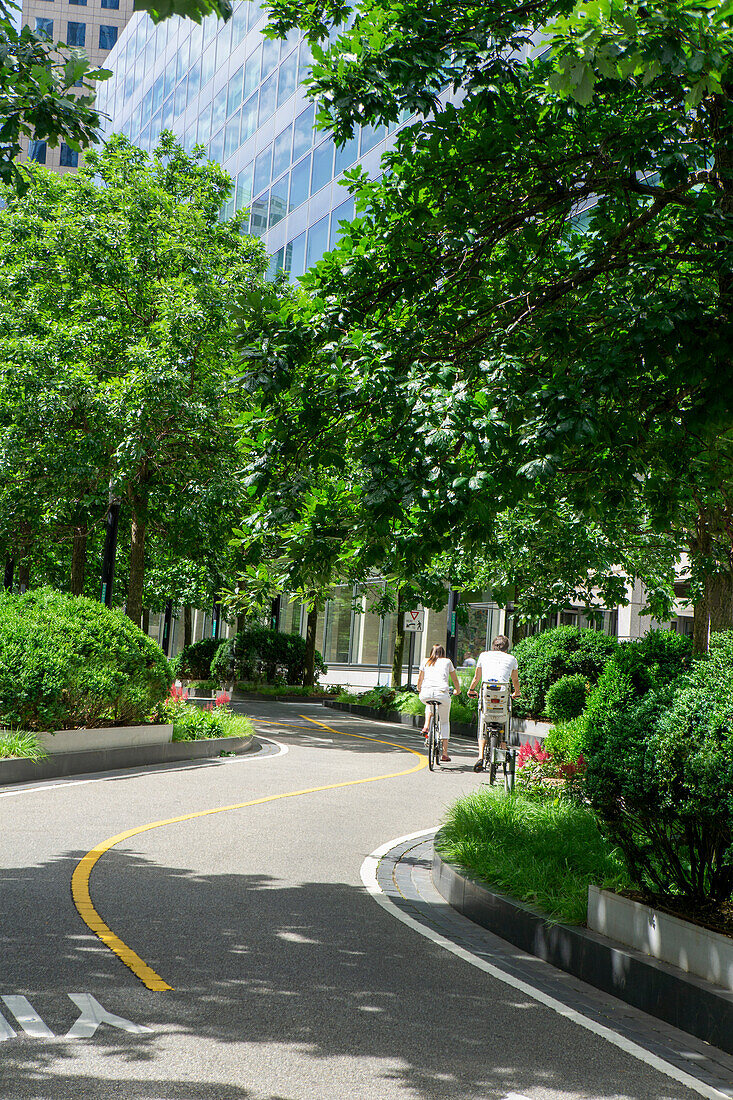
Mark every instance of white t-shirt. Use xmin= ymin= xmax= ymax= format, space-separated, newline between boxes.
xmin=419 ymin=657 xmax=455 ymax=694
xmin=476 ymin=651 xmax=518 ymax=685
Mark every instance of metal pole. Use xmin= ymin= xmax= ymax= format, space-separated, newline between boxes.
xmin=406 ymin=630 xmax=415 ymax=688
xmin=161 ymin=599 xmax=173 ymax=656
xmin=100 ymin=492 xmax=120 ymax=608
xmin=270 ymin=595 xmax=281 ymax=632
xmin=446 ymin=589 xmax=459 ymax=664
xmin=212 ymin=597 xmax=221 ymax=640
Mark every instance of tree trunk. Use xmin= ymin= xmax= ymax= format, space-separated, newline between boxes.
xmin=3 ymin=556 xmax=13 ymax=590
xmin=126 ymin=485 xmax=148 ymax=628
xmin=303 ymin=605 xmax=319 ymax=686
xmin=141 ymin=607 xmax=150 ymax=635
xmin=16 ymin=558 xmax=30 ymax=592
xmin=183 ymin=605 xmax=193 ymax=648
xmin=236 ymin=612 xmax=246 ymax=633
xmin=692 ymin=589 xmax=710 ymax=657
xmin=70 ymin=526 xmax=87 ymax=596
xmin=707 ymin=571 xmax=733 ymax=634
xmin=391 ymin=588 xmax=406 ymax=688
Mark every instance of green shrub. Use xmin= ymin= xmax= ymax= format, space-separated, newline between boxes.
xmin=512 ymin=626 xmax=617 ymax=719
xmin=578 ymin=630 xmax=733 ymax=902
xmin=544 ymin=715 xmax=587 ymax=763
xmin=0 ymin=730 xmax=47 ymax=759
xmin=170 ymin=702 xmax=253 ymax=742
xmin=0 ymin=588 xmax=171 ymax=731
xmin=392 ymin=691 xmax=424 ymax=715
xmin=176 ymin=637 xmax=223 ymax=680
xmin=210 ymin=627 xmax=326 ymax=686
xmin=189 ymin=679 xmax=217 ymax=695
xmin=437 ymin=788 xmax=632 ymax=924
xmin=546 ymin=674 xmax=588 ymax=723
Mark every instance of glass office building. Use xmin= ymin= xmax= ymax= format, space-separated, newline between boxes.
xmin=98 ymin=2 xmax=410 ymax=276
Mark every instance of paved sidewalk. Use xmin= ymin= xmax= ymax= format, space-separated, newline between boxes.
xmin=375 ymin=832 xmax=733 ymax=1100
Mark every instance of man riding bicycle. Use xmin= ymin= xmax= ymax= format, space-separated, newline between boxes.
xmin=467 ymin=634 xmax=520 ymax=773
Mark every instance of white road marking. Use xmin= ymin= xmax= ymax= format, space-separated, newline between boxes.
xmin=0 ymin=1010 xmax=17 ymax=1041
xmin=0 ymin=737 xmax=288 ymax=798
xmin=2 ymin=996 xmax=54 ymax=1037
xmin=65 ymin=994 xmax=152 ymax=1038
xmin=361 ymin=831 xmax=731 ymax=1100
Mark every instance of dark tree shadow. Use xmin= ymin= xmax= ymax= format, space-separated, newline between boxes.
xmin=1 ymin=850 xmax=694 ymax=1100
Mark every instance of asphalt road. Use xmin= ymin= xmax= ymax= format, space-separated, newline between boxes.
xmin=0 ymin=700 xmax=724 ymax=1100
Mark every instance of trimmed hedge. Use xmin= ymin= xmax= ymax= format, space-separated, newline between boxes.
xmin=546 ymin=673 xmax=588 ymax=723
xmin=211 ymin=626 xmax=326 ymax=686
xmin=575 ymin=630 xmax=733 ymax=901
xmin=0 ymin=588 xmax=171 ymax=731
xmin=512 ymin=626 xmax=617 ymax=719
xmin=175 ymin=637 xmax=222 ymax=681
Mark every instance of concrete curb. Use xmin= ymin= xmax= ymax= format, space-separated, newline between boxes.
xmin=0 ymin=735 xmax=256 ymax=786
xmin=432 ymin=840 xmax=733 ymax=1056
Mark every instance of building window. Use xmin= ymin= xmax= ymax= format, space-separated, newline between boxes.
xmin=253 ymin=145 xmax=272 ymax=197
xmin=28 ymin=140 xmax=47 ymax=164
xmin=285 ymin=232 xmax=306 ymax=281
xmin=288 ymin=154 xmax=310 ymax=211
xmin=34 ymin=16 xmax=53 ymax=38
xmin=60 ymin=143 xmax=79 ymax=167
xmin=66 ymin=21 xmax=86 ymax=46
xmin=68 ymin=0 xmax=87 ymax=6
xmin=101 ymin=0 xmax=120 ymax=8
xmin=99 ymin=24 xmax=117 ymax=49
xmin=311 ymin=140 xmax=334 ymax=196
xmin=306 ymin=214 xmax=329 ymax=269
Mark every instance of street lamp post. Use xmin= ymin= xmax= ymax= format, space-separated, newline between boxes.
xmin=100 ymin=491 xmax=121 ymax=608
xmin=446 ymin=589 xmax=459 ymax=664
xmin=161 ymin=599 xmax=173 ymax=656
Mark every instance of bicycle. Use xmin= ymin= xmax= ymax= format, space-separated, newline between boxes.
xmin=476 ymin=680 xmax=517 ymax=791
xmin=424 ymin=698 xmax=443 ymax=771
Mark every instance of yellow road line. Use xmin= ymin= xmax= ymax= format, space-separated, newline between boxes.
xmin=71 ymin=716 xmax=427 ymax=992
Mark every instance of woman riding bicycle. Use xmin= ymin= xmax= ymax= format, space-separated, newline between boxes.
xmin=417 ymin=644 xmax=461 ymax=763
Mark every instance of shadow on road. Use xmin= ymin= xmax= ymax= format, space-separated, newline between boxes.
xmin=1 ymin=850 xmax=689 ymax=1100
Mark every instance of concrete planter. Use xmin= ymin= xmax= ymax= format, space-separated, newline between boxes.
xmin=36 ymin=723 xmax=173 ymax=755
xmin=588 ymin=886 xmax=733 ymax=993
xmin=512 ymin=716 xmax=552 ymax=740
xmin=0 ymin=732 xmax=255 ymax=786
xmin=433 ymin=843 xmax=733 ymax=1056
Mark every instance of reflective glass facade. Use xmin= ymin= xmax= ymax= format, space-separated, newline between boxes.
xmin=99 ymin=3 xmax=412 ymax=274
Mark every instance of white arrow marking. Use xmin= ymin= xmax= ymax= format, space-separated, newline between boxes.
xmin=2 ymin=996 xmax=53 ymax=1037
xmin=0 ymin=1011 xmax=17 ymax=1041
xmin=65 ymin=994 xmax=152 ymax=1038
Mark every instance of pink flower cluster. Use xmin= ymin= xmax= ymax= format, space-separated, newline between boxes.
xmin=169 ymin=684 xmax=189 ymax=702
xmin=516 ymin=739 xmax=551 ymax=769
xmin=558 ymin=755 xmax=586 ymax=778
xmin=204 ymin=692 xmax=231 ymax=712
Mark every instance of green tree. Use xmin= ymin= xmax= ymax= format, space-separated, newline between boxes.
xmin=0 ymin=132 xmax=268 ymax=623
xmin=243 ymin=0 xmax=733 ymax=649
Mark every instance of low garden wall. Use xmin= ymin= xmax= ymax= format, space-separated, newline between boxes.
xmin=0 ymin=732 xmax=255 ymax=785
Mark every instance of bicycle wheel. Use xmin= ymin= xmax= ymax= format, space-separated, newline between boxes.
xmin=486 ymin=732 xmax=498 ymax=785
xmin=433 ymin=720 xmax=442 ymax=768
xmin=427 ymin=716 xmax=437 ymax=771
